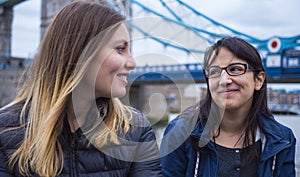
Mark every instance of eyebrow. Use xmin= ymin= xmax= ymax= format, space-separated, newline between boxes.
xmin=112 ymin=39 xmax=129 ymax=45
xmin=209 ymin=62 xmax=247 ymax=67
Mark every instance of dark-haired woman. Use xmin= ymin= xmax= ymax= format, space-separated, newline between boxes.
xmin=161 ymin=37 xmax=296 ymax=177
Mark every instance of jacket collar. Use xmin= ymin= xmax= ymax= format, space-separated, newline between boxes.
xmin=257 ymin=113 xmax=291 ymax=160
xmin=190 ymin=112 xmax=292 ymax=159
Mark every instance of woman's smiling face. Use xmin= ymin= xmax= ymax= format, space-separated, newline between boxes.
xmin=208 ymin=47 xmax=259 ymax=111
xmin=86 ymin=23 xmax=136 ymax=99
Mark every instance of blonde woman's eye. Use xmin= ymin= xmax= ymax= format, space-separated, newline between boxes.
xmin=116 ymin=46 xmax=126 ymax=53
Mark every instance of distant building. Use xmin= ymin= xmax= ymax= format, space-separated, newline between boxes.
xmin=40 ymin=0 xmax=125 ymax=38
xmin=40 ymin=0 xmax=72 ymax=38
xmin=0 ymin=0 xmax=27 ymax=106
xmin=0 ymin=57 xmax=30 ymax=106
xmin=0 ymin=0 xmax=26 ymax=58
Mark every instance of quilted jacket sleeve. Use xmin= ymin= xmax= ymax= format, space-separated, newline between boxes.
xmin=0 ymin=149 xmax=14 ymax=177
xmin=128 ymin=125 xmax=162 ymax=177
xmin=125 ymin=108 xmax=162 ymax=177
xmin=0 ymin=108 xmax=17 ymax=177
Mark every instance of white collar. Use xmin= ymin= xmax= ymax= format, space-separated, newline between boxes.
xmin=255 ymin=127 xmax=266 ymax=151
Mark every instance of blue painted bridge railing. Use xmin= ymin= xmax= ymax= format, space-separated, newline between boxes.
xmin=128 ymin=63 xmax=206 ymax=83
xmin=128 ymin=60 xmax=300 ymax=84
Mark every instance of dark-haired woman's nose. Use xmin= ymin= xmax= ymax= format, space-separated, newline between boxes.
xmin=219 ymin=70 xmax=232 ymax=86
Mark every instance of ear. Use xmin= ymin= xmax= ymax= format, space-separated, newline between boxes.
xmin=254 ymin=72 xmax=266 ymax=90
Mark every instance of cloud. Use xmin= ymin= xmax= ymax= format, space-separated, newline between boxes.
xmin=187 ymin=0 xmax=300 ymax=38
xmin=11 ymin=0 xmax=300 ymax=58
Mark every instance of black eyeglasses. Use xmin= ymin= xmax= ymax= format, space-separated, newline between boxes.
xmin=204 ymin=63 xmax=256 ymax=79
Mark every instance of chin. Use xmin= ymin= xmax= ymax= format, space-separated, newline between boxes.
xmin=94 ymin=90 xmax=126 ymax=99
xmin=111 ymin=89 xmax=127 ymax=98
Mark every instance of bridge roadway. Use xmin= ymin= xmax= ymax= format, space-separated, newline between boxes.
xmin=128 ymin=61 xmax=300 ymax=84
xmin=0 ymin=0 xmax=25 ymax=6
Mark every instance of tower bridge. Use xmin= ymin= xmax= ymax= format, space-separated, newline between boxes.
xmin=125 ymin=0 xmax=300 ymax=84
xmin=1 ymin=0 xmax=300 ymax=108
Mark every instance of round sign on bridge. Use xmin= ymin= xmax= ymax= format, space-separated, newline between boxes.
xmin=268 ymin=37 xmax=281 ymax=53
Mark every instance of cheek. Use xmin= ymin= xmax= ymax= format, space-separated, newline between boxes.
xmin=207 ymin=80 xmax=219 ymax=100
xmin=96 ymin=56 xmax=123 ymax=83
xmin=103 ymin=55 xmax=123 ymax=73
xmin=208 ymin=80 xmax=218 ymax=91
xmin=243 ymin=75 xmax=256 ymax=89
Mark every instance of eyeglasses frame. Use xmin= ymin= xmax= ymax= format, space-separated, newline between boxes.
xmin=204 ymin=62 xmax=257 ymax=79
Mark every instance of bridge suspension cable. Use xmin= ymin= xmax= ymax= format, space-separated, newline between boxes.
xmin=108 ymin=0 xmax=300 ymax=55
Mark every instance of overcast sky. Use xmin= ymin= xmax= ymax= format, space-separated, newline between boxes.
xmin=188 ymin=0 xmax=300 ymax=39
xmin=11 ymin=0 xmax=300 ymax=57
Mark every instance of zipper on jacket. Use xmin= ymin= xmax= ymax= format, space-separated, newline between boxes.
xmin=70 ymin=133 xmax=77 ymax=177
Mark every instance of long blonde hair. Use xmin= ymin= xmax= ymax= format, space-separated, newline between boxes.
xmin=4 ymin=1 xmax=131 ymax=176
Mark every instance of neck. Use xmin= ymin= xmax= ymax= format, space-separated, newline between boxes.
xmin=221 ymin=105 xmax=250 ymax=130
xmin=220 ymin=112 xmax=247 ymax=133
xmin=214 ymin=110 xmax=248 ymax=148
xmin=66 ymin=99 xmax=90 ymax=132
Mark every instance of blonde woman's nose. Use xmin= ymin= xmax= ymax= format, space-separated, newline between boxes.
xmin=126 ymin=54 xmax=136 ymax=70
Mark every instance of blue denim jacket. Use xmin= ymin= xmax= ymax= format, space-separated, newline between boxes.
xmin=161 ymin=107 xmax=296 ymax=177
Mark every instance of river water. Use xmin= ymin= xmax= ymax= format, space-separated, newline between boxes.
xmin=154 ymin=114 xmax=300 ymax=176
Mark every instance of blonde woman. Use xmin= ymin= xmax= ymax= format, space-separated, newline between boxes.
xmin=0 ymin=1 xmax=161 ymax=176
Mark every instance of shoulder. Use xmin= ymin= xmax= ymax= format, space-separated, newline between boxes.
xmin=160 ymin=109 xmax=198 ymax=162
xmin=259 ymin=113 xmax=296 ymax=142
xmin=0 ymin=104 xmax=24 ymax=149
xmin=123 ymin=106 xmax=156 ymax=141
xmin=126 ymin=106 xmax=151 ymax=127
xmin=273 ymin=119 xmax=296 ymax=143
xmin=0 ymin=103 xmax=23 ymax=128
xmin=165 ymin=104 xmax=199 ymax=135
xmin=162 ymin=105 xmax=199 ymax=150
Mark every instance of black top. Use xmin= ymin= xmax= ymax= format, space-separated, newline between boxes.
xmin=215 ymin=140 xmax=262 ymax=177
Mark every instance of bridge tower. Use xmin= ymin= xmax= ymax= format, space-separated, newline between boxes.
xmin=0 ymin=0 xmax=25 ymax=58
xmin=41 ymin=0 xmax=128 ymax=39
xmin=0 ymin=0 xmax=27 ymax=107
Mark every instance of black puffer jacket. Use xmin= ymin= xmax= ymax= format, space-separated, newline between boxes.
xmin=0 ymin=104 xmax=162 ymax=177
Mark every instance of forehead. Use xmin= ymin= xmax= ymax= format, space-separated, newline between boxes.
xmin=209 ymin=47 xmax=246 ymax=66
xmin=109 ymin=23 xmax=130 ymax=43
